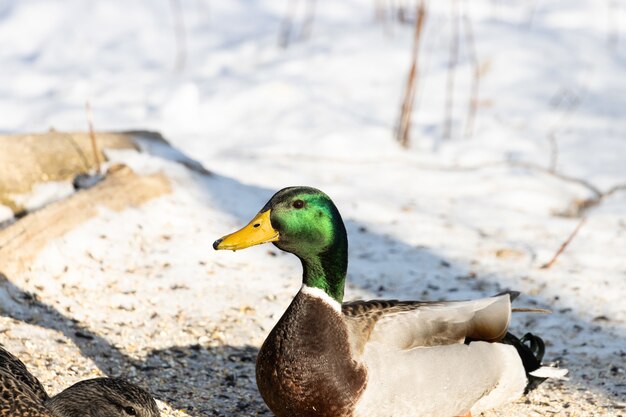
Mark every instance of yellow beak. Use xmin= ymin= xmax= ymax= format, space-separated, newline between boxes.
xmin=213 ymin=210 xmax=279 ymax=251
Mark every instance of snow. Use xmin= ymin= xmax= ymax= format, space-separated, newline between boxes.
xmin=0 ymin=205 xmax=13 ymax=224
xmin=11 ymin=181 xmax=75 ymax=212
xmin=0 ymin=0 xmax=625 ymax=415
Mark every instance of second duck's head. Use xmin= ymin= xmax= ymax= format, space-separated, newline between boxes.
xmin=46 ymin=378 xmax=160 ymax=417
xmin=213 ymin=186 xmax=347 ymax=261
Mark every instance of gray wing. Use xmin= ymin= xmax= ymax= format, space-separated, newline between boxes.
xmin=0 ymin=347 xmax=49 ymax=403
xmin=342 ymin=293 xmax=514 ymax=354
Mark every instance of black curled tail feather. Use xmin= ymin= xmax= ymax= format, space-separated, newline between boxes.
xmin=501 ymin=332 xmax=547 ymax=393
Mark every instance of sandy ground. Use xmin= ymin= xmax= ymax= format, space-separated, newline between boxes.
xmin=0 ymin=146 xmax=624 ymax=416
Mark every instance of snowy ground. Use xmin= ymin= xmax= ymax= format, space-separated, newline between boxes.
xmin=1 ymin=0 xmax=625 ymax=415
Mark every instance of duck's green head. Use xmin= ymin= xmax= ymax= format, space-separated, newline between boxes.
xmin=213 ymin=186 xmax=348 ymax=302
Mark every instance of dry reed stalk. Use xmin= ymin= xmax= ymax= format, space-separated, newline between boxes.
xmin=395 ymin=1 xmax=427 ymax=148
xmin=85 ymin=101 xmax=101 ymax=174
xmin=443 ymin=0 xmax=460 ymax=141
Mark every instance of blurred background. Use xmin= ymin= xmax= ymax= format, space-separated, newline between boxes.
xmin=1 ymin=0 xmax=624 ymax=165
xmin=0 ymin=0 xmax=624 ymax=416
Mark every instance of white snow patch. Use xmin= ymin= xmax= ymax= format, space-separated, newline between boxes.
xmin=0 ymin=205 xmax=13 ymax=223
xmin=12 ymin=181 xmax=75 ymax=212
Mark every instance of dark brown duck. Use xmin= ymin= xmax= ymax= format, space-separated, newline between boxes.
xmin=0 ymin=346 xmax=160 ymax=417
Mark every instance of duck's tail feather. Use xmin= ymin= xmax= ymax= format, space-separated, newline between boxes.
xmin=512 ymin=307 xmax=552 ymax=314
xmin=501 ymin=332 xmax=567 ymax=394
xmin=529 ymin=366 xmax=569 ymax=379
xmin=495 ymin=290 xmax=521 ymax=301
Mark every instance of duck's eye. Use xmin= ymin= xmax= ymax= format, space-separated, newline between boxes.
xmin=124 ymin=406 xmax=137 ymax=416
xmin=292 ymin=200 xmax=305 ymax=209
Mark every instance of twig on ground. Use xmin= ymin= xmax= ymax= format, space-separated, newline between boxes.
xmin=170 ymin=0 xmax=187 ymax=72
xmin=510 ymin=161 xmax=603 ymax=198
xmin=390 ymin=158 xmax=625 ymax=217
xmin=395 ymin=0 xmax=427 ymax=148
xmin=85 ymin=101 xmax=101 ymax=174
xmin=443 ymin=0 xmax=460 ymax=140
xmin=540 ymin=217 xmax=587 ymax=269
xmin=424 ymin=160 xmax=603 ymax=199
xmin=566 ymin=183 xmax=626 ymax=217
xmin=447 ymin=159 xmax=616 ymax=217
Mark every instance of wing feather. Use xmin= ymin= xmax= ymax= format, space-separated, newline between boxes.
xmin=343 ymin=293 xmax=514 ymax=352
xmin=0 ymin=346 xmax=49 ymax=403
xmin=0 ymin=373 xmax=53 ymax=417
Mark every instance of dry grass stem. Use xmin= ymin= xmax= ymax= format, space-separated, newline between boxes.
xmin=395 ymin=0 xmax=427 ymax=148
xmin=540 ymin=217 xmax=587 ymax=269
xmin=85 ymin=101 xmax=101 ymax=174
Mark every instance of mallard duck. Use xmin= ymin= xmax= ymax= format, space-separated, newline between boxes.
xmin=213 ymin=186 xmax=567 ymax=417
xmin=0 ymin=345 xmax=160 ymax=417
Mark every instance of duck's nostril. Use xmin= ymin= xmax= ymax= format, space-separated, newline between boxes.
xmin=253 ymin=223 xmax=260 ymax=228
